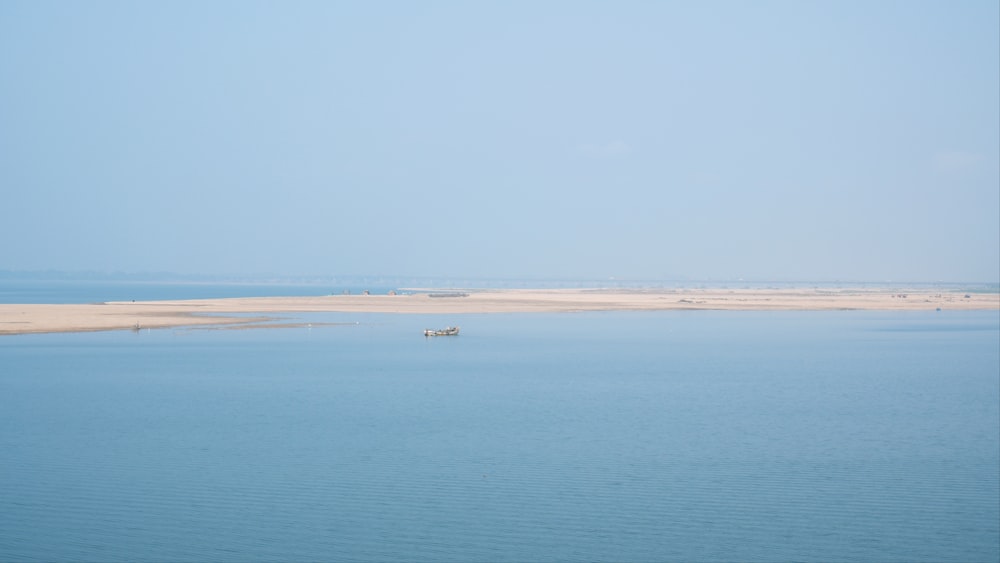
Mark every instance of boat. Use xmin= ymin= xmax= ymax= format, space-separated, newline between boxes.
xmin=424 ymin=326 xmax=460 ymax=336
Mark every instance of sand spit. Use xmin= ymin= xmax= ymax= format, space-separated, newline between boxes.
xmin=1 ymin=288 xmax=996 ymax=335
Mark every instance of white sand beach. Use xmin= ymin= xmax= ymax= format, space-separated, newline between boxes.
xmin=1 ymin=288 xmax=997 ymax=335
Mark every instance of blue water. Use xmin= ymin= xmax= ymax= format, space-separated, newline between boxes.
xmin=0 ymin=279 xmax=395 ymax=304
xmin=1 ymin=310 xmax=998 ymax=562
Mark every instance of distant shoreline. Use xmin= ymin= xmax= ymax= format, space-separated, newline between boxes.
xmin=1 ymin=288 xmax=997 ymax=336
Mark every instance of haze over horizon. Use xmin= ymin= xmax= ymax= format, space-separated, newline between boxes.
xmin=2 ymin=1 xmax=998 ymax=283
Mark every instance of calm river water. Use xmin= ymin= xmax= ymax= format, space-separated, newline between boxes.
xmin=1 ymin=310 xmax=997 ymax=561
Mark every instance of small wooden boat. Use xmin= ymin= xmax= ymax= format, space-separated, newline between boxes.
xmin=424 ymin=326 xmax=460 ymax=336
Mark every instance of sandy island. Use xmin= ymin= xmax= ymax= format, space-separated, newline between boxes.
xmin=1 ymin=288 xmax=997 ymax=335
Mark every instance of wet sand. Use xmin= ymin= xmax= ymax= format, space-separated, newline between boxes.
xmin=1 ymin=288 xmax=996 ymax=335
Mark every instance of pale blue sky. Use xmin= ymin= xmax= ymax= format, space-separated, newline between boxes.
xmin=2 ymin=1 xmax=997 ymax=281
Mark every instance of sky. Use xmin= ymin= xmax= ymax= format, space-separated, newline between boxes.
xmin=1 ymin=1 xmax=998 ymax=282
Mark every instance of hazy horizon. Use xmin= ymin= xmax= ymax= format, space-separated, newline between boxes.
xmin=2 ymin=1 xmax=998 ymax=283
xmin=2 ymin=268 xmax=998 ymax=289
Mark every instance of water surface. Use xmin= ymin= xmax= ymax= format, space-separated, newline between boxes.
xmin=1 ymin=311 xmax=997 ymax=561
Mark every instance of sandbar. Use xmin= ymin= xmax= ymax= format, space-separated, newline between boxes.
xmin=1 ymin=288 xmax=997 ymax=335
